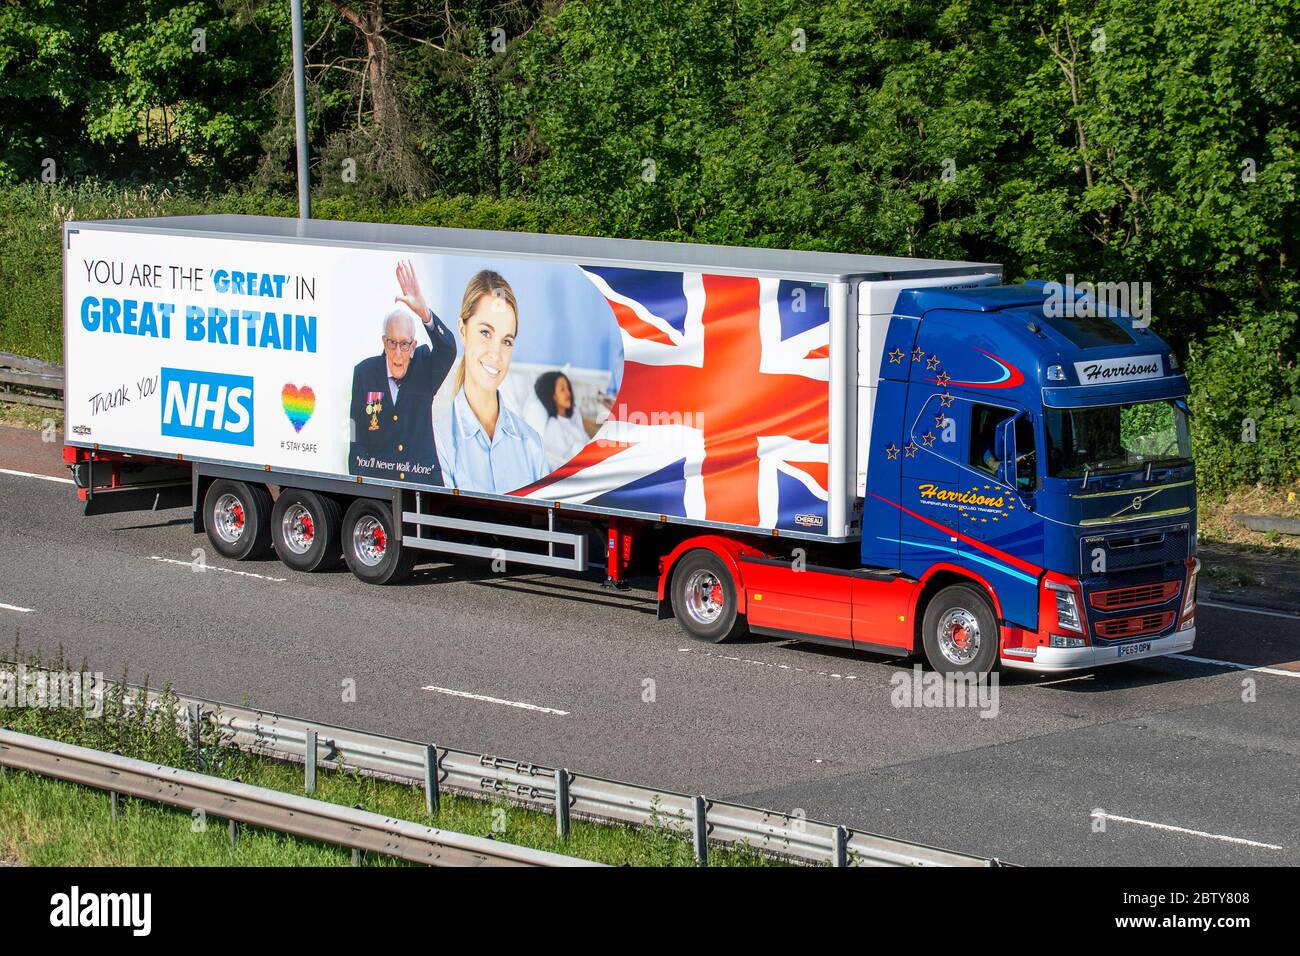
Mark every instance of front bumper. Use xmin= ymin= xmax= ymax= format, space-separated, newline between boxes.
xmin=1000 ymin=626 xmax=1196 ymax=673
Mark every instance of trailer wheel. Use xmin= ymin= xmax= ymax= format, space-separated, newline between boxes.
xmin=271 ymin=489 xmax=342 ymax=573
xmin=203 ymin=479 xmax=272 ymax=561
xmin=670 ymin=549 xmax=747 ymax=643
xmin=341 ymin=498 xmax=415 ymax=585
xmin=921 ymin=584 xmax=999 ymax=675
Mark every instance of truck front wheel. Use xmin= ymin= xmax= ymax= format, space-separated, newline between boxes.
xmin=341 ymin=498 xmax=415 ymax=585
xmin=670 ymin=549 xmax=748 ymax=643
xmin=272 ymin=489 xmax=342 ymax=573
xmin=203 ymin=479 xmax=272 ymax=561
xmin=921 ymin=584 xmax=999 ymax=675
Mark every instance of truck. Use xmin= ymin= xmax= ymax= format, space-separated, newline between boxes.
xmin=61 ymin=215 xmax=1199 ymax=675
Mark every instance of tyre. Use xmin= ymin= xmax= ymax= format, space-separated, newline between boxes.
xmin=921 ymin=583 xmax=999 ymax=675
xmin=341 ymin=498 xmax=416 ymax=585
xmin=271 ymin=489 xmax=343 ymax=573
xmin=670 ymin=549 xmax=747 ymax=643
xmin=203 ymin=479 xmax=273 ymax=561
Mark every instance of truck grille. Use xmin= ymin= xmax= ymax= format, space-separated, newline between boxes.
xmin=1094 ymin=611 xmax=1175 ymax=640
xmin=1089 ymin=580 xmax=1181 ymax=611
xmin=1079 ymin=524 xmax=1190 ymax=572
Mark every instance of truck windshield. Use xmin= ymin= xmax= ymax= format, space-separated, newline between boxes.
xmin=1045 ymin=400 xmax=1191 ymax=479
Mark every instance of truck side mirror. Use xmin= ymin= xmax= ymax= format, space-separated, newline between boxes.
xmin=1004 ymin=413 xmax=1037 ymax=506
xmin=1000 ymin=419 xmax=1016 ymax=488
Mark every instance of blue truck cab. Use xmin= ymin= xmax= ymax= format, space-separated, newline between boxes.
xmin=863 ymin=281 xmax=1198 ymax=673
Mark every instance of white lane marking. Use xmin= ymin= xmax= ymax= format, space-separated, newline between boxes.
xmin=0 ymin=603 xmax=33 ymax=614
xmin=421 ymin=685 xmax=569 ymax=716
xmin=1034 ymin=673 xmax=1094 ymax=686
xmin=149 ymin=556 xmax=287 ymax=583
xmin=1200 ymin=600 xmax=1300 ymax=622
xmin=0 ymin=467 xmax=73 ymax=485
xmin=1091 ymin=812 xmax=1283 ymax=850
xmin=678 ymin=647 xmax=858 ymax=680
xmin=1170 ymin=654 xmax=1300 ymax=679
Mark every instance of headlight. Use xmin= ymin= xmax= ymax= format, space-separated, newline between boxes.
xmin=1183 ymin=559 xmax=1200 ymax=615
xmin=1046 ymin=580 xmax=1083 ymax=632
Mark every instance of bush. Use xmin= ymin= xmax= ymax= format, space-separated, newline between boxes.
xmin=1186 ymin=308 xmax=1300 ymax=493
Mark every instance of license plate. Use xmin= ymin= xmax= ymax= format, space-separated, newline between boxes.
xmin=1118 ymin=641 xmax=1152 ymax=658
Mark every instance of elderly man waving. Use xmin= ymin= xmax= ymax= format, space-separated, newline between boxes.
xmin=348 ymin=260 xmax=457 ymax=485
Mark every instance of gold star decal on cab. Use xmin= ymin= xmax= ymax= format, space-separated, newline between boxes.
xmin=885 ymin=443 xmax=900 ymax=460
xmin=888 ymin=347 xmax=905 ymax=364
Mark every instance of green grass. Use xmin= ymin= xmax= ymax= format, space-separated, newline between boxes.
xmin=0 ymin=654 xmax=782 ymax=867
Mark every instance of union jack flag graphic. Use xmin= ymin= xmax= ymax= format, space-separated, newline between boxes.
xmin=512 ymin=267 xmax=832 ymax=534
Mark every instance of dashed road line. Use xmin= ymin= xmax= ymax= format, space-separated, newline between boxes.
xmin=678 ymin=647 xmax=859 ymax=681
xmin=1170 ymin=653 xmax=1300 ymax=679
xmin=421 ymin=685 xmax=569 ymax=716
xmin=1091 ymin=811 xmax=1283 ymax=850
xmin=1200 ymin=600 xmax=1300 ymax=622
xmin=1033 ymin=673 xmax=1094 ymax=687
xmin=0 ymin=603 xmax=33 ymax=614
xmin=149 ymin=556 xmax=287 ymax=583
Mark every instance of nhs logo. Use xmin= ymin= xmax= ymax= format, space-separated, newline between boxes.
xmin=160 ymin=367 xmax=255 ymax=446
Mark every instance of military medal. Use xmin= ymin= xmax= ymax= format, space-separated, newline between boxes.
xmin=365 ymin=391 xmax=383 ymax=431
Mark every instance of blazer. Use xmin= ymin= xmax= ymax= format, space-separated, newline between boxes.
xmin=349 ymin=315 xmax=456 ymax=484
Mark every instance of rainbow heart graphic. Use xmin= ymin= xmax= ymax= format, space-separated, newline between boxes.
xmin=281 ymin=384 xmax=315 ymax=433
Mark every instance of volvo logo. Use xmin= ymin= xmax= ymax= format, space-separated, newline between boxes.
xmin=1110 ymin=488 xmax=1162 ymax=519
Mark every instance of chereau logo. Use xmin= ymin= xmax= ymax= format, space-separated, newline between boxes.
xmin=50 ymin=886 xmax=151 ymax=937
xmin=161 ymin=367 xmax=254 ymax=446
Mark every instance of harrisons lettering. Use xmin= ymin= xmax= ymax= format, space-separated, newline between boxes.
xmin=917 ymin=483 xmax=1007 ymax=509
xmin=1073 ymin=354 xmax=1163 ymax=385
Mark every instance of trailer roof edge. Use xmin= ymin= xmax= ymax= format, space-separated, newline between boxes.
xmin=69 ymin=214 xmax=1002 ymax=283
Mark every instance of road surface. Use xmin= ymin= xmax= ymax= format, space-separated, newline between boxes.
xmin=1 ymin=425 xmax=1297 ymax=865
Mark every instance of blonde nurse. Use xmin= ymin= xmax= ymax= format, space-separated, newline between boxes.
xmin=433 ymin=271 xmax=548 ymax=493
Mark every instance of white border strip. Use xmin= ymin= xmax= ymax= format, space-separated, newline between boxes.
xmin=1092 ymin=812 xmax=1282 ymax=850
xmin=422 ymin=685 xmax=569 ymax=716
xmin=0 ymin=467 xmax=73 ymax=485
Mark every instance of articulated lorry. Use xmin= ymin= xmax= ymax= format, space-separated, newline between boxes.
xmin=62 ymin=215 xmax=1199 ymax=675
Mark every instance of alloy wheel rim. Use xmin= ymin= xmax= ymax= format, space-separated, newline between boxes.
xmin=353 ymin=515 xmax=387 ymax=567
xmin=936 ymin=607 xmax=981 ymax=666
xmin=684 ymin=568 xmax=725 ymax=626
xmin=213 ymin=493 xmax=246 ymax=543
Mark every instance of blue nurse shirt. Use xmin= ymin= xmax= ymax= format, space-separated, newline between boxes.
xmin=434 ymin=388 xmax=549 ymax=494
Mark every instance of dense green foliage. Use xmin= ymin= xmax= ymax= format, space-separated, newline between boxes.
xmin=0 ymin=0 xmax=1296 ymax=490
